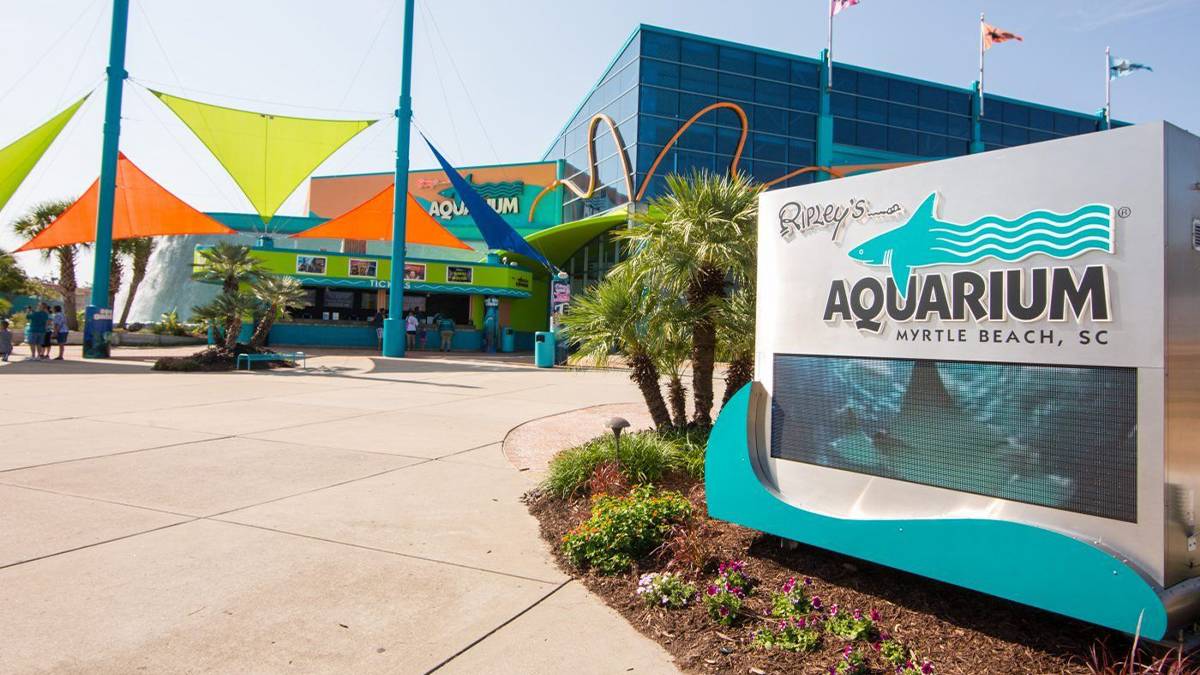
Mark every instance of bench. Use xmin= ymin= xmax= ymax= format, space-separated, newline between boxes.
xmin=236 ymin=351 xmax=307 ymax=371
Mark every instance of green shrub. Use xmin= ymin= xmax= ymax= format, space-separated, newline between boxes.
xmin=825 ymin=606 xmax=878 ymax=641
xmin=543 ymin=428 xmax=707 ymax=499
xmin=561 ymin=485 xmax=692 ymax=575
xmin=770 ymin=576 xmax=813 ymax=619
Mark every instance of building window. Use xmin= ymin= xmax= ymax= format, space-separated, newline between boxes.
xmin=791 ymin=61 xmax=819 ymax=88
xmin=680 ymin=38 xmax=717 ymax=68
xmin=719 ymin=46 xmax=754 ymax=74
xmin=640 ymin=86 xmax=678 ymax=117
xmin=680 ymin=66 xmax=717 ymax=95
xmin=641 ymin=31 xmax=679 ymax=60
xmin=641 ymin=59 xmax=679 ymax=88
xmin=755 ymin=53 xmax=789 ymax=81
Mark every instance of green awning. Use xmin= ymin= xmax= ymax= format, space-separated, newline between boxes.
xmin=502 ymin=206 xmax=631 ymax=272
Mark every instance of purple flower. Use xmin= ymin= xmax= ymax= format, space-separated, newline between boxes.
xmin=870 ymin=608 xmax=881 ymax=622
xmin=921 ymin=661 xmax=934 ymax=674
xmin=782 ymin=577 xmax=796 ymax=593
xmin=829 ymin=603 xmax=840 ymax=616
xmin=804 ymin=577 xmax=813 ymax=586
xmin=777 ymin=620 xmax=787 ymax=630
xmin=843 ymin=644 xmax=853 ymax=657
xmin=706 ymin=585 xmax=718 ymax=596
xmin=719 ymin=606 xmax=730 ymax=617
xmin=853 ymin=608 xmax=863 ymax=621
xmin=811 ymin=596 xmax=823 ymax=609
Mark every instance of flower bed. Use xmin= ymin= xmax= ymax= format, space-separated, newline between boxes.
xmin=525 ymin=434 xmax=1194 ymax=674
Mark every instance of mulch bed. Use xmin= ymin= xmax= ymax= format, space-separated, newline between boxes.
xmin=526 ymin=476 xmax=1170 ymax=675
xmin=151 ymin=345 xmax=294 ymax=372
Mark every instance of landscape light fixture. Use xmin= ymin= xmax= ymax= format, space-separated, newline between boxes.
xmin=606 ymin=416 xmax=630 ymax=470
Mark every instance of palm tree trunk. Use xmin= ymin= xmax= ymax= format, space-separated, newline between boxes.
xmin=688 ymin=266 xmax=724 ymax=428
xmin=119 ymin=257 xmax=147 ymax=326
xmin=224 ymin=316 xmax=242 ymax=350
xmin=250 ymin=310 xmax=276 ymax=349
xmin=56 ymin=247 xmax=79 ymax=330
xmin=722 ymin=351 xmax=754 ymax=409
xmin=628 ymin=352 xmax=672 ymax=429
xmin=667 ymin=375 xmax=687 ymax=428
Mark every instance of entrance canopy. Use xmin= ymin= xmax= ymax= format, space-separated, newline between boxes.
xmin=16 ymin=153 xmax=235 ymax=251
xmin=291 ymin=183 xmax=470 ymax=250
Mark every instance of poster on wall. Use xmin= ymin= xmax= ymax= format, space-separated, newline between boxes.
xmin=348 ymin=258 xmax=377 ymax=278
xmin=446 ymin=265 xmax=473 ymax=283
xmin=404 ymin=262 xmax=426 ymax=281
xmin=296 ymin=255 xmax=327 ymax=275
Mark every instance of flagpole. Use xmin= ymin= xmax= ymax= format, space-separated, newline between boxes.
xmin=826 ymin=0 xmax=834 ymax=91
xmin=978 ymin=13 xmax=985 ymax=118
xmin=1104 ymin=46 xmax=1112 ymax=130
xmin=382 ymin=0 xmax=415 ymax=358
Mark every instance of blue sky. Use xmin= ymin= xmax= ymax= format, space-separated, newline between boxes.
xmin=2 ymin=0 xmax=1195 ymax=277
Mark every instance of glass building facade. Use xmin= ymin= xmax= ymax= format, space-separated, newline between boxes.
xmin=543 ymin=24 xmax=1114 ymax=219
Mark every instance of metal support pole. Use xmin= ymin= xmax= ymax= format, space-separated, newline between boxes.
xmin=978 ymin=13 xmax=985 ymax=119
xmin=382 ymin=0 xmax=416 ymax=358
xmin=1104 ymin=46 xmax=1112 ymax=130
xmin=84 ymin=0 xmax=130 ymax=359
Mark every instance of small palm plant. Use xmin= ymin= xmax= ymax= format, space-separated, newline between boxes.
xmin=646 ymin=297 xmax=694 ymax=429
xmin=560 ymin=266 xmax=673 ymax=429
xmin=248 ymin=275 xmax=306 ymax=349
xmin=192 ymin=292 xmax=259 ymax=350
xmin=716 ymin=283 xmax=755 ymax=408
xmin=195 ymin=242 xmax=265 ymax=294
xmin=620 ymin=170 xmax=760 ymax=427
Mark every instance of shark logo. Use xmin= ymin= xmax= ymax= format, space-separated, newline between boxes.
xmin=848 ymin=193 xmax=1114 ymax=299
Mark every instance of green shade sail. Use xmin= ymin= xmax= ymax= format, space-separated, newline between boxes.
xmin=0 ymin=94 xmax=89 ymax=213
xmin=152 ymin=90 xmax=375 ymax=224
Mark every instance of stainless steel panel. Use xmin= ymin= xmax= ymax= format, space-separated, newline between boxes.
xmin=1163 ymin=123 xmax=1200 ymax=586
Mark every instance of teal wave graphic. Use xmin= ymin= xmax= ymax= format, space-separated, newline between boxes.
xmin=438 ymin=174 xmax=525 ymax=200
xmin=848 ymin=194 xmax=1113 ymax=298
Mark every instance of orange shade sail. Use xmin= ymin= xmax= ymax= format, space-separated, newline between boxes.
xmin=17 ymin=153 xmax=236 ymax=251
xmin=292 ymin=183 xmax=470 ymax=249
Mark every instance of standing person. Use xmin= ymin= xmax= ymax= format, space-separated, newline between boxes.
xmin=28 ymin=303 xmax=49 ymax=360
xmin=51 ymin=305 xmax=69 ymax=360
xmin=415 ymin=312 xmax=427 ymax=350
xmin=0 ymin=319 xmax=12 ymax=362
xmin=405 ymin=311 xmax=418 ymax=350
xmin=370 ymin=308 xmax=384 ymax=349
xmin=438 ymin=314 xmax=456 ymax=352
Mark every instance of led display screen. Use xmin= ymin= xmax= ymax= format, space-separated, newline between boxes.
xmin=770 ymin=354 xmax=1138 ymax=522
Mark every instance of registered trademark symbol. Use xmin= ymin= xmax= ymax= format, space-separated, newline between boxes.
xmin=1117 ymin=206 xmax=1132 ymax=218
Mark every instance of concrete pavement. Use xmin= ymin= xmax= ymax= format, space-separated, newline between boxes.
xmin=0 ymin=347 xmax=679 ymax=674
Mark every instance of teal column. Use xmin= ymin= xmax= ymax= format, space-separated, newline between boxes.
xmin=815 ymin=49 xmax=834 ymax=181
xmin=382 ymin=0 xmax=416 ymax=358
xmin=969 ymin=80 xmax=985 ymax=154
xmin=84 ymin=0 xmax=130 ymax=359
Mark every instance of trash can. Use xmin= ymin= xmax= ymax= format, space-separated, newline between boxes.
xmin=501 ymin=326 xmax=515 ymax=353
xmin=534 ymin=331 xmax=555 ymax=368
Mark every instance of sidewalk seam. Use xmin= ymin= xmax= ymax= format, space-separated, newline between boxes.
xmin=422 ymin=579 xmax=573 ymax=674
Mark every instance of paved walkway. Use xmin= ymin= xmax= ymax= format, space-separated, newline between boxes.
xmin=0 ymin=347 xmax=679 ymax=674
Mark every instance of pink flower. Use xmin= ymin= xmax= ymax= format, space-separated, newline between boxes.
xmin=829 ymin=603 xmax=840 ymax=616
xmin=843 ymin=644 xmax=853 ymax=656
xmin=719 ymin=606 xmax=730 ymax=617
xmin=796 ymin=617 xmax=807 ymax=628
xmin=706 ymin=585 xmax=718 ymax=596
xmin=870 ymin=608 xmax=881 ymax=622
xmin=853 ymin=608 xmax=863 ymax=620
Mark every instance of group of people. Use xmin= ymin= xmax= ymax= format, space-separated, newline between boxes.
xmin=370 ymin=309 xmax=457 ymax=352
xmin=0 ymin=303 xmax=70 ymax=362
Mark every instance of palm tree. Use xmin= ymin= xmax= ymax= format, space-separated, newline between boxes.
xmin=192 ymin=292 xmax=258 ymax=350
xmin=620 ymin=170 xmax=760 ymax=427
xmin=118 ymin=237 xmax=155 ymax=327
xmin=560 ymin=267 xmax=673 ymax=429
xmin=195 ymin=242 xmax=265 ymax=294
xmin=248 ymin=275 xmax=306 ymax=349
xmin=717 ymin=283 xmax=755 ymax=408
xmin=10 ymin=199 xmax=80 ymax=329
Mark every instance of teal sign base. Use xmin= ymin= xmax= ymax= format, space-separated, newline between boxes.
xmin=706 ymin=383 xmax=1169 ymax=639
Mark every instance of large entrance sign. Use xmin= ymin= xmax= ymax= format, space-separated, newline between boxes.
xmin=706 ymin=122 xmax=1200 ymax=639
